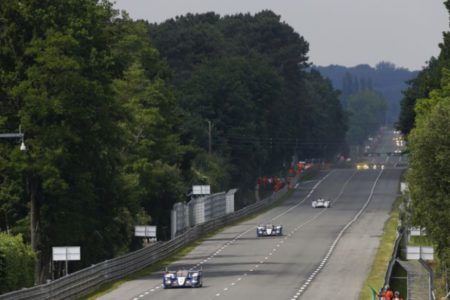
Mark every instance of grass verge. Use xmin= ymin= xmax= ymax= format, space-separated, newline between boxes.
xmin=429 ymin=258 xmax=448 ymax=298
xmin=358 ymin=195 xmax=402 ymax=300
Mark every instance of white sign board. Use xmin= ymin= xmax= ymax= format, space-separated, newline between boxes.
xmin=410 ymin=227 xmax=426 ymax=236
xmin=135 ymin=225 xmax=157 ymax=237
xmin=406 ymin=246 xmax=434 ymax=260
xmin=52 ymin=247 xmax=81 ymax=261
xmin=192 ymin=185 xmax=211 ymax=195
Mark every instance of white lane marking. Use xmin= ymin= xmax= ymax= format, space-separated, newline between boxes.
xmin=191 ymin=173 xmax=331 ymax=280
xmin=269 ymin=172 xmax=334 ymax=222
xmin=147 ymin=171 xmax=336 ymax=300
xmin=208 ymin=171 xmax=357 ymax=298
xmin=291 ymin=169 xmax=384 ymax=299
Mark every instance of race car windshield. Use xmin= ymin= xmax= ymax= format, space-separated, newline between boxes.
xmin=177 ymin=270 xmax=189 ymax=277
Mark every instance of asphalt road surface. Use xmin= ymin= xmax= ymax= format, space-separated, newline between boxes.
xmin=99 ymin=130 xmax=404 ymax=300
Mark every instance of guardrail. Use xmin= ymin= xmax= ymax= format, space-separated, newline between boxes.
xmin=0 ymin=177 xmax=296 ymax=300
xmin=419 ymin=258 xmax=436 ymax=300
xmin=384 ymin=229 xmax=404 ymax=286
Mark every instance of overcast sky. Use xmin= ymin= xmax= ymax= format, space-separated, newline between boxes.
xmin=113 ymin=0 xmax=449 ymax=71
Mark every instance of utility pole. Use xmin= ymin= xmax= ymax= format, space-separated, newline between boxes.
xmin=207 ymin=120 xmax=212 ymax=154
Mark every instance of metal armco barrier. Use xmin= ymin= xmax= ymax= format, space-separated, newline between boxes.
xmin=384 ymin=230 xmax=404 ymax=286
xmin=0 ymin=177 xmax=296 ymax=300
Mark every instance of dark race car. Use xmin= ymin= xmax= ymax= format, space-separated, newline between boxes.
xmin=163 ymin=269 xmax=203 ymax=288
xmin=256 ymin=224 xmax=283 ymax=237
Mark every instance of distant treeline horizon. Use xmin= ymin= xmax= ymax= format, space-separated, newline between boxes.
xmin=313 ymin=62 xmax=418 ymax=126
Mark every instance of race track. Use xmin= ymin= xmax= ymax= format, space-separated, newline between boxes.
xmin=99 ymin=130 xmax=404 ymax=300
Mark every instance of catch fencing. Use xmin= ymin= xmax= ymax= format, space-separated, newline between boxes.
xmin=0 ymin=180 xmax=295 ymax=300
xmin=420 ymin=259 xmax=436 ymax=300
xmin=171 ymin=189 xmax=238 ymax=238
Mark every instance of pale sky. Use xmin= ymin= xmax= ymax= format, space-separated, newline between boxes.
xmin=113 ymin=0 xmax=449 ymax=71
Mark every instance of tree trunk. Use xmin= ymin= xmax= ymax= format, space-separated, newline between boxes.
xmin=29 ymin=177 xmax=42 ymax=284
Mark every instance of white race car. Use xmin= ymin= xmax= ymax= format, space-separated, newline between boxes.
xmin=256 ymin=224 xmax=283 ymax=237
xmin=312 ymin=198 xmax=331 ymax=208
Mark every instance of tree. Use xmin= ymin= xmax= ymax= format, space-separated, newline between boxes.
xmin=149 ymin=11 xmax=347 ymax=191
xmin=408 ymin=69 xmax=450 ymax=260
xmin=0 ymin=0 xmax=139 ymax=282
xmin=179 ymin=54 xmax=285 ymax=187
xmin=346 ymin=90 xmax=387 ymax=145
xmin=0 ymin=233 xmax=35 ymax=294
xmin=113 ymin=61 xmax=185 ymax=241
xmin=301 ymin=70 xmax=347 ymax=159
xmin=397 ymin=57 xmax=441 ymax=135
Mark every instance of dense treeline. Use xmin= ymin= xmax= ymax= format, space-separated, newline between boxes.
xmin=0 ymin=1 xmax=347 ymax=288
xmin=0 ymin=0 xmax=183 ymax=286
xmin=397 ymin=57 xmax=441 ymax=135
xmin=345 ymin=90 xmax=386 ymax=145
xmin=398 ymin=0 xmax=450 ymax=283
xmin=148 ymin=11 xmax=348 ymax=186
xmin=315 ymin=63 xmax=418 ymax=147
xmin=316 ymin=63 xmax=417 ymax=125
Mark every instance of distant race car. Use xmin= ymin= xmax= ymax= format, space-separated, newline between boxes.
xmin=312 ymin=198 xmax=331 ymax=208
xmin=163 ymin=269 xmax=203 ymax=288
xmin=256 ymin=224 xmax=283 ymax=237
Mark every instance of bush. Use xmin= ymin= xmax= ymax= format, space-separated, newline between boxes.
xmin=0 ymin=233 xmax=35 ymax=294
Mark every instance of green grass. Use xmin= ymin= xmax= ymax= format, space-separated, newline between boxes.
xmin=427 ymin=256 xmax=449 ymax=298
xmin=358 ymin=196 xmax=402 ymax=300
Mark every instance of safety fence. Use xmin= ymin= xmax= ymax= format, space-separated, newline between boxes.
xmin=171 ymin=189 xmax=238 ymax=239
xmin=385 ymin=230 xmax=436 ymax=300
xmin=0 ymin=179 xmax=295 ymax=300
xmin=384 ymin=229 xmax=404 ymax=286
xmin=419 ymin=258 xmax=436 ymax=300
